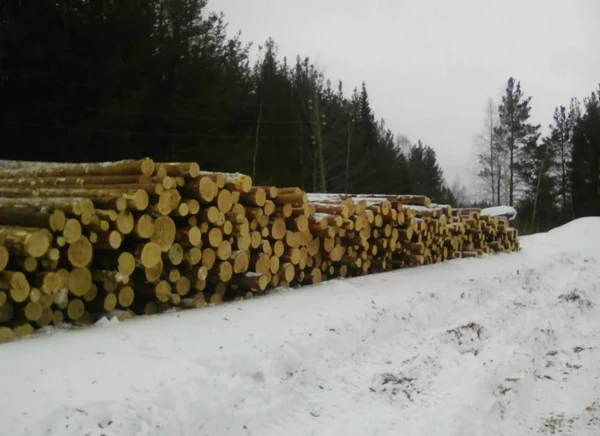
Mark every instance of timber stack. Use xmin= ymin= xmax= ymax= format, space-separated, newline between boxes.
xmin=0 ymin=158 xmax=519 ymax=343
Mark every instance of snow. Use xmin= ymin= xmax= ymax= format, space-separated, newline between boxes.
xmin=481 ymin=206 xmax=518 ymax=220
xmin=2 ymin=218 xmax=600 ymax=436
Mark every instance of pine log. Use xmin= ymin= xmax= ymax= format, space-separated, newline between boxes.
xmin=154 ymin=162 xmax=200 ymax=178
xmin=177 ymin=226 xmax=202 ymax=247
xmin=231 ymin=272 xmax=269 ymax=292
xmin=134 ymin=214 xmax=155 ymax=239
xmin=200 ymin=171 xmax=252 ymax=193
xmin=0 ymin=197 xmax=94 ymax=217
xmin=183 ymin=247 xmax=202 ymax=266
xmin=144 ymin=259 xmax=164 ymax=282
xmin=175 ymin=276 xmax=191 ymax=296
xmin=239 ymin=188 xmax=266 ymax=207
xmin=0 ymin=245 xmax=8 ymax=271
xmin=201 ymin=248 xmax=217 ymax=270
xmin=0 ymin=187 xmax=149 ymax=210
xmin=0 ymin=158 xmax=154 ymax=178
xmin=0 ymin=226 xmax=51 ymax=258
xmin=183 ymin=176 xmax=217 ymax=203
xmin=216 ymin=240 xmax=232 ymax=261
xmin=150 ymin=216 xmax=177 ymax=252
xmin=0 ymin=270 xmax=30 ymax=302
xmin=167 ymin=243 xmax=185 ymax=266
xmin=67 ymin=267 xmax=92 ymax=297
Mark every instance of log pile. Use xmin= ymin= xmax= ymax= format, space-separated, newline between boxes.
xmin=0 ymin=158 xmax=519 ymax=343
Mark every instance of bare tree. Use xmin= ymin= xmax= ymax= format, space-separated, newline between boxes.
xmin=475 ymin=98 xmax=504 ymax=205
xmin=450 ymin=175 xmax=470 ymax=207
xmin=396 ymin=134 xmax=412 ymax=157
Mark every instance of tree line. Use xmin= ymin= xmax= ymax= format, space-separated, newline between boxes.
xmin=474 ymin=78 xmax=600 ymax=233
xmin=0 ymin=0 xmax=455 ymax=203
xmin=2 ymin=0 xmax=597 ymax=234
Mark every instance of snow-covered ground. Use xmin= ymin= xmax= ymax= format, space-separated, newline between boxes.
xmin=2 ymin=218 xmax=599 ymax=436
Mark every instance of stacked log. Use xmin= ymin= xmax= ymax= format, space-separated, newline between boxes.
xmin=0 ymin=158 xmax=519 ymax=343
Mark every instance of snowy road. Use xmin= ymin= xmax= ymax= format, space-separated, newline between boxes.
xmin=1 ymin=218 xmax=599 ymax=436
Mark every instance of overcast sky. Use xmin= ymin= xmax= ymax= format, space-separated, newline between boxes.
xmin=208 ymin=0 xmax=600 ymax=197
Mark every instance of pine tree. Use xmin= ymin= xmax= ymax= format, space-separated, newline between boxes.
xmin=494 ymin=77 xmax=541 ymax=206
xmin=407 ymin=141 xmax=445 ymax=202
xmin=518 ymin=136 xmax=556 ymax=232
xmin=571 ymin=87 xmax=600 ymax=218
xmin=545 ymin=101 xmax=579 ymax=223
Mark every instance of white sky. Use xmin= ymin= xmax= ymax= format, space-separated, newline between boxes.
xmin=208 ymin=0 xmax=600 ymax=196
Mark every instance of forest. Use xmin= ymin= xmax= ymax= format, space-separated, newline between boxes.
xmin=1 ymin=0 xmax=598 ymax=234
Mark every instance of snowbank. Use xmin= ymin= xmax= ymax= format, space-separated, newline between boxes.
xmin=1 ymin=218 xmax=599 ymax=436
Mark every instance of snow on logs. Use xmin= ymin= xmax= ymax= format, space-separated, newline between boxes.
xmin=0 ymin=158 xmax=519 ymax=343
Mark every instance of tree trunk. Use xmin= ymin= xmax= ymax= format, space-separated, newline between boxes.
xmin=345 ymin=117 xmax=353 ymax=194
xmin=509 ymin=135 xmax=514 ymax=207
xmin=497 ymin=164 xmax=501 ymax=205
xmin=252 ymin=102 xmax=262 ymax=182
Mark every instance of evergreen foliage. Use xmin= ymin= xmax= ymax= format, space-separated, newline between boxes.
xmin=0 ymin=0 xmax=450 ymax=199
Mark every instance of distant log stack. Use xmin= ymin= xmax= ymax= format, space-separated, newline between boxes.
xmin=0 ymin=158 xmax=519 ymax=343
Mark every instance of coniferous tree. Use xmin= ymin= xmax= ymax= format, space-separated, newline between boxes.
xmin=407 ymin=141 xmax=445 ymax=202
xmin=494 ymin=77 xmax=541 ymax=206
xmin=517 ymin=137 xmax=556 ymax=232
xmin=545 ymin=102 xmax=579 ymax=223
xmin=571 ymin=87 xmax=600 ymax=218
xmin=0 ymin=0 xmax=452 ymax=199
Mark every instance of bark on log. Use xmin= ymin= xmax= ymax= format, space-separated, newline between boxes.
xmin=0 ymin=197 xmax=94 ymax=216
xmin=0 ymin=158 xmax=154 ymax=178
xmin=0 ymin=226 xmax=51 ymax=258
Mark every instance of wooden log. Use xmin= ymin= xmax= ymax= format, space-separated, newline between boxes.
xmin=201 ymin=248 xmax=217 ymax=270
xmin=216 ymin=240 xmax=232 ymax=261
xmin=144 ymin=259 xmax=164 ymax=282
xmin=154 ymin=162 xmax=200 ymax=178
xmin=216 ymin=189 xmax=234 ymax=213
xmin=68 ymin=267 xmax=93 ymax=297
xmin=0 ymin=245 xmax=8 ymax=272
xmin=397 ymin=195 xmax=431 ymax=206
xmin=150 ymin=216 xmax=177 ymax=252
xmin=0 ymin=197 xmax=94 ymax=216
xmin=0 ymin=326 xmax=15 ymax=344
xmin=117 ymin=286 xmax=135 ymax=308
xmin=183 ymin=176 xmax=217 ymax=203
xmin=199 ymin=171 xmax=252 ymax=193
xmin=0 ymin=206 xmax=67 ymax=232
xmin=251 ymin=253 xmax=271 ymax=275
xmin=270 ymin=218 xmax=286 ymax=240
xmin=177 ymin=226 xmax=202 ymax=247
xmin=239 ymin=188 xmax=266 ymax=207
xmin=0 ymin=187 xmax=149 ymax=210
xmin=0 ymin=226 xmax=51 ymax=258
xmin=136 ymin=241 xmax=162 ymax=269
xmin=175 ymin=276 xmax=191 ymax=296
xmin=183 ymin=247 xmax=202 ymax=266
xmin=209 ymin=261 xmax=233 ymax=283
xmin=134 ymin=214 xmax=155 ymax=239
xmin=0 ymin=158 xmax=154 ymax=177
xmin=231 ymin=272 xmax=270 ymax=292
xmin=0 ymin=174 xmax=168 ymax=188
xmin=0 ymin=270 xmax=30 ymax=303
xmin=67 ymin=235 xmax=94 ymax=268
